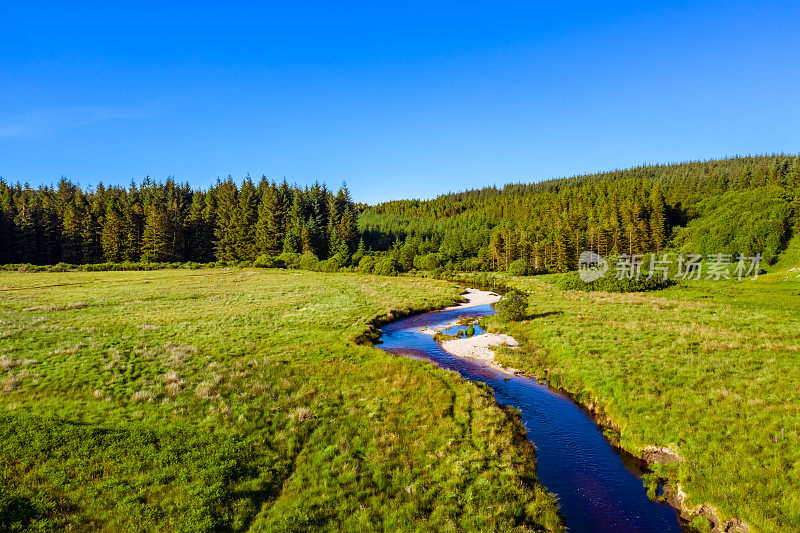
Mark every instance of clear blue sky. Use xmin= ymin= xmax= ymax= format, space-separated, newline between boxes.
xmin=1 ymin=1 xmax=798 ymax=203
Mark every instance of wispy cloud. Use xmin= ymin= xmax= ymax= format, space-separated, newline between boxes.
xmin=0 ymin=106 xmax=150 ymax=138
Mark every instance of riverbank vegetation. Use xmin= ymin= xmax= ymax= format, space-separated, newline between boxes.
xmin=481 ymin=271 xmax=800 ymax=531
xmin=0 ymin=269 xmax=562 ymax=531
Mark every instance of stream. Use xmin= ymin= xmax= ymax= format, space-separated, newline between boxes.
xmin=377 ymin=296 xmax=683 ymax=532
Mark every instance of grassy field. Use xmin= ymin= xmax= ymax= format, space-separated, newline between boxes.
xmin=0 ymin=269 xmax=561 ymax=532
xmin=477 ymin=271 xmax=800 ymax=531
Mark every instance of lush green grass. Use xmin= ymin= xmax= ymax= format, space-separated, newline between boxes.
xmin=0 ymin=269 xmax=561 ymax=532
xmin=478 ymin=271 xmax=800 ymax=531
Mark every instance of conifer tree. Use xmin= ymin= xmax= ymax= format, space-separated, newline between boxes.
xmin=649 ymin=187 xmax=666 ymax=251
xmin=141 ymin=202 xmax=171 ymax=262
xmin=214 ymin=179 xmax=239 ymax=261
xmin=102 ymin=199 xmax=128 ymax=262
xmin=232 ymin=177 xmax=258 ymax=260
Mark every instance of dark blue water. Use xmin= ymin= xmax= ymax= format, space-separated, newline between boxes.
xmin=378 ymin=302 xmax=682 ymax=532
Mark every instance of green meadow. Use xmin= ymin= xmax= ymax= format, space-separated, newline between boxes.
xmin=0 ymin=269 xmax=561 ymax=532
xmin=475 ymin=268 xmax=800 ymax=531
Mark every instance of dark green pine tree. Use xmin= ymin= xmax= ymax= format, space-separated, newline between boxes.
xmin=15 ymin=189 xmax=41 ymax=263
xmin=0 ymin=181 xmax=18 ymax=264
xmin=214 ymin=178 xmax=239 ymax=262
xmin=141 ymin=201 xmax=171 ymax=262
xmin=62 ymin=196 xmax=86 ymax=263
xmin=186 ymin=191 xmax=214 ymax=262
xmin=39 ymin=191 xmax=62 ymax=264
xmin=124 ymin=183 xmax=145 ymax=261
xmin=81 ymin=198 xmax=103 ymax=264
xmin=649 ymin=186 xmax=666 ymax=251
xmin=232 ymin=177 xmax=258 ymax=261
xmin=163 ymin=180 xmax=186 ymax=262
xmin=101 ymin=198 xmax=128 ymax=262
xmin=255 ymin=180 xmax=292 ymax=256
xmin=283 ymin=194 xmax=303 ymax=254
xmin=308 ymin=183 xmax=330 ymax=258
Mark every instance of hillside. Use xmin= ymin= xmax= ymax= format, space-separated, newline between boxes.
xmin=360 ymin=155 xmax=800 ymax=273
xmin=1 ymin=155 xmax=798 ymax=274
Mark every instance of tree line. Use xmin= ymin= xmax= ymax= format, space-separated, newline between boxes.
xmin=0 ymin=177 xmax=359 ymax=265
xmin=2 ymin=154 xmax=798 ymax=272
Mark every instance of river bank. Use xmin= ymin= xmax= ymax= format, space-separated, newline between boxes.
xmin=460 ymin=278 xmax=757 ymax=533
xmin=417 ymin=288 xmax=524 ymax=374
xmin=378 ymin=288 xmax=684 ymax=531
xmin=410 ymin=287 xmax=752 ymax=532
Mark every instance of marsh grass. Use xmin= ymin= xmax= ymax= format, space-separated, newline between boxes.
xmin=481 ymin=271 xmax=800 ymax=531
xmin=0 ymin=269 xmax=562 ymax=531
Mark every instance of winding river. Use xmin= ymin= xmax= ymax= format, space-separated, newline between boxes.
xmin=377 ymin=293 xmax=683 ymax=532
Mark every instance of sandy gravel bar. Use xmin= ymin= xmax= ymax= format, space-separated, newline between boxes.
xmin=417 ymin=288 xmax=520 ymax=365
xmin=444 ymin=288 xmax=501 ymax=309
xmin=441 ymin=333 xmax=519 ymax=363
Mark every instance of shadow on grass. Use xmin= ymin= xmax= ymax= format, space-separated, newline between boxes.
xmin=529 ymin=311 xmax=563 ymax=320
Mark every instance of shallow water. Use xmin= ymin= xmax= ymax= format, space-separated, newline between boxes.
xmin=378 ymin=302 xmax=682 ymax=532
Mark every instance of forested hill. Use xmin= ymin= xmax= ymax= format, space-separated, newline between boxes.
xmin=360 ymin=155 xmax=800 ymax=272
xmin=1 ymin=154 xmax=798 ymax=273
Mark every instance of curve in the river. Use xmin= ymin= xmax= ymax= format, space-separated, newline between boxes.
xmin=378 ymin=300 xmax=683 ymax=532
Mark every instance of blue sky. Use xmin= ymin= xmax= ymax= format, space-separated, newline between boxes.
xmin=1 ymin=1 xmax=798 ymax=203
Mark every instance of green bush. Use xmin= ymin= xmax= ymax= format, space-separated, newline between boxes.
xmin=297 ymin=253 xmax=320 ymax=271
xmin=508 ymin=259 xmax=530 ymax=276
xmin=357 ymin=256 xmax=375 ymax=274
xmin=373 ymin=257 xmax=401 ymax=277
xmin=688 ymin=516 xmax=712 ymax=531
xmin=413 ymin=253 xmax=443 ymax=271
xmin=556 ymin=271 xmax=673 ymax=292
xmin=316 ymin=258 xmax=340 ymax=272
xmin=254 ymin=254 xmax=284 ymax=268
xmin=276 ymin=252 xmax=301 ymax=268
xmin=495 ymin=291 xmax=528 ymax=321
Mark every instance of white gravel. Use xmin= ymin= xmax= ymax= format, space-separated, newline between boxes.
xmin=419 ymin=288 xmax=520 ymax=365
xmin=444 ymin=288 xmax=501 ymax=310
xmin=441 ymin=333 xmax=519 ymax=363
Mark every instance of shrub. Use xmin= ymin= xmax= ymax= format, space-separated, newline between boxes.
xmin=508 ymin=259 xmax=530 ymax=276
xmin=688 ymin=516 xmax=712 ymax=531
xmin=373 ymin=257 xmax=401 ymax=277
xmin=556 ymin=271 xmax=673 ymax=292
xmin=276 ymin=252 xmax=301 ymax=269
xmin=495 ymin=291 xmax=528 ymax=321
xmin=414 ymin=253 xmax=443 ymax=271
xmin=49 ymin=262 xmax=72 ymax=273
xmin=254 ymin=254 xmax=277 ymax=268
xmin=297 ymin=253 xmax=320 ymax=271
xmin=358 ymin=256 xmax=376 ymax=274
xmin=316 ymin=258 xmax=340 ymax=272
